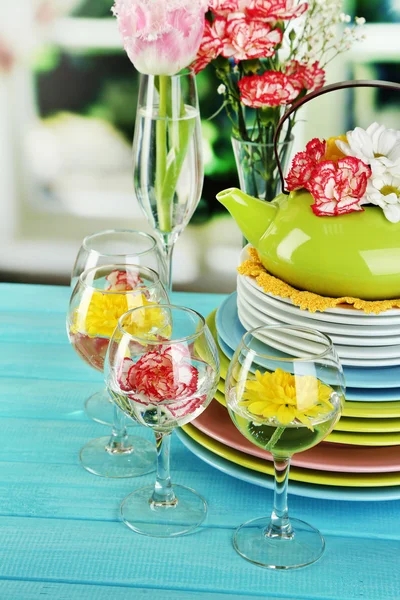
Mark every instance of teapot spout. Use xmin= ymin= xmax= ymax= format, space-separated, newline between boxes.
xmin=217 ymin=188 xmax=277 ymax=248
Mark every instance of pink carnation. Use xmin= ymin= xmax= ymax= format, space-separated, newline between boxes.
xmin=285 ymin=60 xmax=325 ymax=93
xmin=238 ymin=71 xmax=299 ymax=108
xmin=192 ymin=19 xmax=223 ymax=74
xmin=222 ymin=13 xmax=282 ymax=62
xmin=247 ymin=0 xmax=308 ymax=21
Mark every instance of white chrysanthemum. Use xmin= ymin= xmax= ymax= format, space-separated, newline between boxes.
xmin=336 ymin=122 xmax=400 ymax=172
xmin=365 ymin=172 xmax=400 ymax=223
xmin=336 ymin=122 xmax=400 ymax=222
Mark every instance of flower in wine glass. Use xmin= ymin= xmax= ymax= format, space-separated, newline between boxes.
xmin=69 ymin=230 xmax=163 ymax=426
xmin=112 ymin=0 xmax=209 ymax=75
xmin=118 ymin=343 xmax=207 ymax=424
xmin=67 ymin=264 xmax=169 ymax=479
xmin=241 ymin=368 xmax=335 ymax=429
xmin=226 ymin=325 xmax=344 ymax=569
xmin=106 ymin=304 xmax=220 ymax=537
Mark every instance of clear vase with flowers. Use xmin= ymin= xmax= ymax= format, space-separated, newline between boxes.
xmin=193 ymin=0 xmax=366 ymax=201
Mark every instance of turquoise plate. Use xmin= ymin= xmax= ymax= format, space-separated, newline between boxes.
xmin=217 ymin=293 xmax=400 ymax=393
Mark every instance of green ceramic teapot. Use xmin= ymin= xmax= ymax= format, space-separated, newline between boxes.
xmin=217 ymin=187 xmax=400 ymax=300
xmin=217 ymin=81 xmax=400 ymax=301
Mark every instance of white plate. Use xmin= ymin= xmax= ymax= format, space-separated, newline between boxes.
xmin=237 ymin=301 xmax=400 ymax=368
xmin=238 ymin=277 xmax=400 ymax=338
xmin=239 ymin=293 xmax=400 ymax=360
xmin=239 ymin=245 xmax=400 ymax=320
xmin=237 ymin=278 xmax=400 ymax=347
xmin=240 ymin=275 xmax=400 ymax=327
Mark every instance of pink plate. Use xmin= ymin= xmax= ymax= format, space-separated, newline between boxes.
xmin=192 ymin=401 xmax=400 ymax=474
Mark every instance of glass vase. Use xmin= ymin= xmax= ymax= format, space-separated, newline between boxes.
xmin=132 ymin=70 xmax=204 ymax=291
xmin=231 ymin=135 xmax=294 ymax=202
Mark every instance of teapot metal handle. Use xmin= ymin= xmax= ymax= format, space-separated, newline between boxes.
xmin=274 ymin=79 xmax=400 ymax=194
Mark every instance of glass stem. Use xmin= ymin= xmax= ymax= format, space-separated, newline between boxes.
xmin=265 ymin=456 xmax=293 ymax=539
xmin=151 ymin=431 xmax=177 ymax=507
xmin=160 ymin=234 xmax=174 ymax=293
xmin=105 ymin=405 xmax=133 ymax=455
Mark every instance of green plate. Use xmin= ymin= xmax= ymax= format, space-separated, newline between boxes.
xmin=182 ymin=424 xmax=400 ymax=487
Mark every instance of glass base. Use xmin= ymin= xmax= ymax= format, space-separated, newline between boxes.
xmin=84 ymin=389 xmax=136 ymax=427
xmin=121 ymin=484 xmax=207 ymax=538
xmin=233 ymin=516 xmax=325 ymax=569
xmin=80 ymin=435 xmax=156 ymax=478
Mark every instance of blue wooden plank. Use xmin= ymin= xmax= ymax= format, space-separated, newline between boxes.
xmin=0 ymin=342 xmax=103 ymax=382
xmin=0 ymin=284 xmax=226 ymax=316
xmin=1 ymin=284 xmax=399 ymax=600
xmin=0 ymin=517 xmax=398 ymax=599
xmin=0 ymin=283 xmax=70 ymax=312
xmin=0 ymin=312 xmax=69 ymax=343
xmin=0 ymin=581 xmax=282 ymax=600
xmin=0 ymin=293 xmax=226 ymax=347
xmin=0 ymin=421 xmax=398 ymax=540
xmin=0 ymin=378 xmax=101 ymax=420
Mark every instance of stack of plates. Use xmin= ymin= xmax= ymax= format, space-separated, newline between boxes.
xmin=237 ymin=248 xmax=400 ymax=368
xmin=177 ymin=251 xmax=400 ymax=501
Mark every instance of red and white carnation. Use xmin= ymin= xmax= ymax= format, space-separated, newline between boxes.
xmin=285 ymin=60 xmax=325 ymax=93
xmin=222 ymin=13 xmax=282 ymax=62
xmin=106 ymin=269 xmax=143 ymax=291
xmin=287 ymin=139 xmax=371 ymax=216
xmin=247 ymin=0 xmax=308 ymax=22
xmin=286 ymin=138 xmax=326 ymax=190
xmin=309 ymin=157 xmax=371 ymax=216
xmin=71 ymin=333 xmax=109 ymax=371
xmin=238 ymin=71 xmax=300 ymax=108
xmin=192 ymin=19 xmax=223 ymax=74
xmin=209 ymin=0 xmax=240 ymax=15
xmin=118 ymin=344 xmax=205 ymax=419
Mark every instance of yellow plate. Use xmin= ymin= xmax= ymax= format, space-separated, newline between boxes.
xmin=207 ymin=309 xmax=400 ymax=420
xmin=182 ymin=424 xmax=400 ymax=487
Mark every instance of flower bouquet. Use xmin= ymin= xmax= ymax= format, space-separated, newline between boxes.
xmin=193 ymin=0 xmax=365 ymax=201
xmin=286 ymin=121 xmax=400 ymax=222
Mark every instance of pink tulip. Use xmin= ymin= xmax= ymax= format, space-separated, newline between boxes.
xmin=112 ymin=0 xmax=209 ymax=75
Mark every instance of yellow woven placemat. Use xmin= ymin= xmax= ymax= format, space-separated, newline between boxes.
xmin=238 ymin=247 xmax=400 ymax=315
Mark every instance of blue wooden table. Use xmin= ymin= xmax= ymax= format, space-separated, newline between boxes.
xmin=0 ymin=283 xmax=399 ymax=600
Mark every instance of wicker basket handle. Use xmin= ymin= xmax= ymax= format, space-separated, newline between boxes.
xmin=274 ymin=79 xmax=400 ymax=194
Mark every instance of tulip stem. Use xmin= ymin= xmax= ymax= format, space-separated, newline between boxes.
xmin=156 ymin=75 xmax=171 ymax=233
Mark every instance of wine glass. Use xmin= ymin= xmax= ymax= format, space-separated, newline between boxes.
xmin=71 ymin=229 xmax=164 ymax=426
xmin=225 ymin=325 xmax=345 ymax=569
xmin=67 ymin=264 xmax=169 ymax=478
xmin=132 ymin=69 xmax=203 ymax=291
xmin=106 ymin=305 xmax=220 ymax=537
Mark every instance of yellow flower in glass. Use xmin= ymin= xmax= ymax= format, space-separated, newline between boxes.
xmin=122 ymin=305 xmax=172 ymax=340
xmin=241 ymin=368 xmax=334 ymax=430
xmin=72 ymin=291 xmax=164 ymax=338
